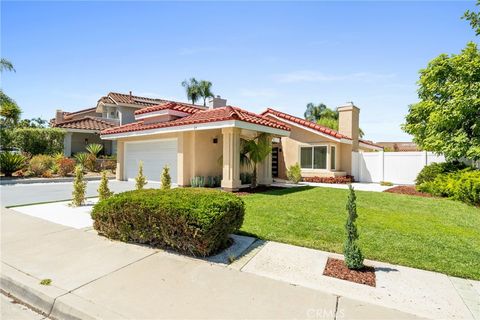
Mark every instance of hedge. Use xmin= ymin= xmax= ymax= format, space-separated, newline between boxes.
xmin=12 ymin=128 xmax=65 ymax=155
xmin=91 ymin=188 xmax=245 ymax=256
xmin=415 ymin=161 xmax=468 ymax=185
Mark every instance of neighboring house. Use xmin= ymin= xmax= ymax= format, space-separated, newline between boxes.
xmin=52 ymin=107 xmax=118 ymax=156
xmin=376 ymin=141 xmax=420 ymax=152
xmin=100 ymin=96 xmax=382 ymax=190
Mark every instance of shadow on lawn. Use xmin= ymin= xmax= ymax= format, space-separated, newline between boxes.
xmin=240 ymin=185 xmax=315 ymax=196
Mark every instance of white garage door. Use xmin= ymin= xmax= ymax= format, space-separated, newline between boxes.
xmin=124 ymin=139 xmax=177 ymax=183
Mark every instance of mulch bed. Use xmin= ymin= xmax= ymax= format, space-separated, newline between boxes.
xmin=235 ymin=185 xmax=287 ymax=196
xmin=384 ymin=185 xmax=433 ymax=198
xmin=323 ymin=257 xmax=376 ymax=287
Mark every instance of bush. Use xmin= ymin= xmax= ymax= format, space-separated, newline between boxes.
xmin=91 ymin=188 xmax=245 ymax=256
xmin=418 ymin=169 xmax=480 ymax=206
xmin=0 ymin=152 xmax=27 ymax=177
xmin=415 ymin=161 xmax=468 ymax=186
xmin=57 ymin=158 xmax=76 ymax=176
xmin=380 ymin=181 xmax=393 ymax=186
xmin=161 ymin=165 xmax=171 ymax=190
xmin=72 ymin=165 xmax=87 ymax=206
xmin=74 ymin=152 xmax=89 ymax=169
xmin=135 ymin=161 xmax=147 ymax=190
xmin=191 ymin=176 xmax=205 ymax=187
xmin=303 ymin=175 xmax=354 ymax=184
xmin=12 ymin=128 xmax=65 ymax=155
xmin=98 ymin=171 xmax=113 ymax=201
xmin=344 ymin=185 xmax=364 ymax=270
xmin=287 ymin=163 xmax=302 ymax=184
xmin=29 ymin=155 xmax=54 ymax=176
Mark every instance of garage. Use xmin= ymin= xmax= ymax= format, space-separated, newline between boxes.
xmin=124 ymin=139 xmax=177 ymax=183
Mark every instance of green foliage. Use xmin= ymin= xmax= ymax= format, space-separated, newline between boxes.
xmin=304 ymin=102 xmax=328 ymax=122
xmin=198 ymin=80 xmax=214 ymax=106
xmin=39 ymin=279 xmax=52 ymax=286
xmin=29 ymin=155 xmax=54 ymax=176
xmin=418 ymin=169 xmax=480 ymax=206
xmin=181 ymin=78 xmax=200 ymax=105
xmin=86 ymin=143 xmax=103 ymax=156
xmin=0 ymin=128 xmax=14 ymax=148
xmin=72 ymin=165 xmax=87 ymax=206
xmin=415 ymin=161 xmax=468 ymax=185
xmin=57 ymin=157 xmax=76 ymax=176
xmin=74 ymin=152 xmax=89 ymax=169
xmin=463 ymin=0 xmax=480 ymax=35
xmin=0 ymin=152 xmax=27 ymax=176
xmin=91 ymin=188 xmax=245 ymax=256
xmin=17 ymin=118 xmax=48 ymax=128
xmin=344 ymin=185 xmax=364 ymax=270
xmin=85 ymin=143 xmax=103 ymax=172
xmin=190 ymin=176 xmax=205 ymax=187
xmin=287 ymin=163 xmax=302 ymax=184
xmin=379 ymin=181 xmax=394 ymax=186
xmin=135 ymin=161 xmax=147 ymax=190
xmin=0 ymin=58 xmax=15 ymax=72
xmin=240 ymin=172 xmax=252 ymax=185
xmin=0 ymin=90 xmax=21 ymax=128
xmin=161 ymin=165 xmax=171 ymax=190
xmin=12 ymin=128 xmax=65 ymax=155
xmin=403 ymin=42 xmax=480 ymax=161
xmin=243 ymin=133 xmax=272 ymax=188
xmin=98 ymin=171 xmax=113 ymax=201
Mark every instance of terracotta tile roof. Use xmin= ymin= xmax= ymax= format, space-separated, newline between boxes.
xmin=135 ymin=102 xmax=204 ymax=115
xmin=64 ymin=107 xmax=97 ymax=117
xmin=102 ymin=106 xmax=290 ymax=136
xmin=262 ymin=108 xmax=383 ymax=149
xmin=53 ymin=116 xmax=118 ymax=131
xmin=261 ymin=108 xmax=347 ymax=139
xmin=98 ymin=92 xmax=205 ymax=109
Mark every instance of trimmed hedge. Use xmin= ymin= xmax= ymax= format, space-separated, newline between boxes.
xmin=91 ymin=188 xmax=245 ymax=256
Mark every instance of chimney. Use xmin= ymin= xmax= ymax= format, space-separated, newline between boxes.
xmin=208 ymin=95 xmax=227 ymax=109
xmin=55 ymin=109 xmax=64 ymax=124
xmin=129 ymin=91 xmax=133 ymax=102
xmin=338 ymin=102 xmax=360 ymax=151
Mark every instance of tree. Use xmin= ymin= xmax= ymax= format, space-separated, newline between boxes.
xmin=344 ymin=185 xmax=364 ymax=270
xmin=402 ymin=42 xmax=480 ymax=161
xmin=243 ymin=133 xmax=272 ymax=188
xmin=463 ymin=0 xmax=480 ymax=35
xmin=135 ymin=161 xmax=147 ymax=190
xmin=304 ymin=103 xmax=327 ymax=122
xmin=0 ymin=58 xmax=15 ymax=72
xmin=0 ymin=59 xmax=20 ymax=129
xmin=161 ymin=165 xmax=171 ymax=190
xmin=17 ymin=118 xmax=48 ymax=128
xmin=72 ymin=165 xmax=87 ymax=206
xmin=198 ymin=80 xmax=214 ymax=107
xmin=181 ymin=78 xmax=200 ymax=105
xmin=97 ymin=170 xmax=113 ymax=201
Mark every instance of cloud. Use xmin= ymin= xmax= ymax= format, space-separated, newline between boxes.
xmin=273 ymin=70 xmax=396 ymax=83
xmin=239 ymin=88 xmax=279 ymax=98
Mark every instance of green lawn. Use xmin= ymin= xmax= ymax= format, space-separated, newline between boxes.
xmin=239 ymin=186 xmax=480 ymax=280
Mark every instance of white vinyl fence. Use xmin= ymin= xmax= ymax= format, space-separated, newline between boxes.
xmin=351 ymin=151 xmax=446 ymax=185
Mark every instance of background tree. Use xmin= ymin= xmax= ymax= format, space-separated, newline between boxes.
xmin=344 ymin=185 xmax=364 ymax=270
xmin=243 ymin=133 xmax=272 ymax=188
xmin=198 ymin=80 xmax=214 ymax=106
xmin=0 ymin=58 xmax=15 ymax=72
xmin=402 ymin=42 xmax=480 ymax=161
xmin=463 ymin=0 xmax=480 ymax=35
xmin=181 ymin=78 xmax=200 ymax=105
xmin=17 ymin=117 xmax=48 ymax=128
xmin=0 ymin=59 xmax=21 ymax=129
xmin=304 ymin=102 xmax=327 ymax=122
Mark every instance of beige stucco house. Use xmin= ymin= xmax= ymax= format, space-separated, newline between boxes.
xmin=100 ymin=95 xmax=381 ymax=191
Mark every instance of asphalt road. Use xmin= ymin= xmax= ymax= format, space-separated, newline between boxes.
xmin=0 ymin=180 xmax=160 ymax=207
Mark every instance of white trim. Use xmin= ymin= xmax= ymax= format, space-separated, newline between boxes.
xmin=135 ymin=109 xmax=190 ymax=120
xmin=299 ymin=144 xmax=329 ymax=171
xmin=101 ymin=120 xmax=290 ymax=140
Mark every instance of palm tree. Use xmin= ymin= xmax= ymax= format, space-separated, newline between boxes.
xmin=243 ymin=133 xmax=272 ymax=188
xmin=0 ymin=59 xmax=15 ymax=72
xmin=198 ymin=80 xmax=214 ymax=106
xmin=181 ymin=78 xmax=200 ymax=105
xmin=304 ymin=103 xmax=327 ymax=122
xmin=0 ymin=59 xmax=20 ymax=128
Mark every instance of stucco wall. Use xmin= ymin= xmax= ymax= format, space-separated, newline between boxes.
xmin=71 ymin=132 xmax=113 ymax=155
xmin=117 ymin=106 xmax=137 ymax=125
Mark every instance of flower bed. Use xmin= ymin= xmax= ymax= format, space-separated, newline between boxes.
xmin=302 ymin=175 xmax=354 ymax=184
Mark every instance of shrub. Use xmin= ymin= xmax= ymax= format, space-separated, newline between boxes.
xmin=205 ymin=176 xmax=221 ymax=188
xmin=74 ymin=152 xmax=89 ymax=169
xmin=57 ymin=158 xmax=76 ymax=176
xmin=86 ymin=143 xmax=103 ymax=172
xmin=12 ymin=128 xmax=65 ymax=155
xmin=240 ymin=172 xmax=252 ymax=185
xmin=72 ymin=165 xmax=87 ymax=206
xmin=415 ymin=161 xmax=468 ymax=186
xmin=191 ymin=176 xmax=205 ymax=187
xmin=29 ymin=155 xmax=54 ymax=176
xmin=98 ymin=171 xmax=113 ymax=201
xmin=380 ymin=181 xmax=393 ymax=186
xmin=91 ymin=188 xmax=245 ymax=256
xmin=0 ymin=152 xmax=27 ymax=177
xmin=344 ymin=185 xmax=364 ymax=270
xmin=286 ymin=163 xmax=302 ymax=184
xmin=303 ymin=175 xmax=354 ymax=184
xmin=135 ymin=161 xmax=147 ymax=190
xmin=161 ymin=165 xmax=171 ymax=190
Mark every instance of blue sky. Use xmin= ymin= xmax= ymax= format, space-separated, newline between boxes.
xmin=1 ymin=1 xmax=478 ymax=141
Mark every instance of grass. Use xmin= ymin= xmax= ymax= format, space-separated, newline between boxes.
xmin=239 ymin=186 xmax=480 ymax=280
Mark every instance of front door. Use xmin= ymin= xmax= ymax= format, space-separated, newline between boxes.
xmin=272 ymin=147 xmax=279 ymax=178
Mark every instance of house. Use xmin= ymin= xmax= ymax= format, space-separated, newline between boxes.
xmin=375 ymin=141 xmax=420 ymax=152
xmin=100 ymin=95 xmax=382 ymax=191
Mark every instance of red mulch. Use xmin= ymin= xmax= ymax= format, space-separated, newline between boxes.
xmin=384 ymin=185 xmax=433 ymax=198
xmin=302 ymin=175 xmax=354 ymax=184
xmin=323 ymin=257 xmax=376 ymax=287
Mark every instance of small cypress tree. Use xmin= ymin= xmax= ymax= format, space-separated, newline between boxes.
xmin=98 ymin=170 xmax=113 ymax=200
xmin=161 ymin=165 xmax=171 ymax=190
xmin=135 ymin=161 xmax=147 ymax=190
xmin=72 ymin=165 xmax=87 ymax=206
xmin=344 ymin=185 xmax=364 ymax=270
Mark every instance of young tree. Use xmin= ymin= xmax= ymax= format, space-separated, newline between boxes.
xmin=98 ymin=170 xmax=113 ymax=200
xmin=181 ymin=78 xmax=200 ymax=105
xmin=198 ymin=80 xmax=214 ymax=106
xmin=243 ymin=133 xmax=272 ymax=188
xmin=135 ymin=161 xmax=147 ymax=190
xmin=403 ymin=42 xmax=480 ymax=161
xmin=72 ymin=165 xmax=87 ymax=206
xmin=344 ymin=185 xmax=364 ymax=270
xmin=463 ymin=0 xmax=480 ymax=35
xmin=161 ymin=165 xmax=171 ymax=190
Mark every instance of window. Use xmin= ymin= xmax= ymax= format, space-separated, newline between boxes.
xmin=300 ymin=146 xmax=327 ymax=169
xmin=330 ymin=146 xmax=336 ymax=170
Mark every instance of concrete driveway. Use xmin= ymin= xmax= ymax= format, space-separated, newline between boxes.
xmin=0 ymin=180 xmax=160 ymax=207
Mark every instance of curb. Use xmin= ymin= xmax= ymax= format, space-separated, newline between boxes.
xmin=0 ymin=176 xmax=115 ymax=186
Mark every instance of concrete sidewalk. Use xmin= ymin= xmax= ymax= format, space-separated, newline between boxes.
xmin=0 ymin=208 xmax=421 ymax=320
